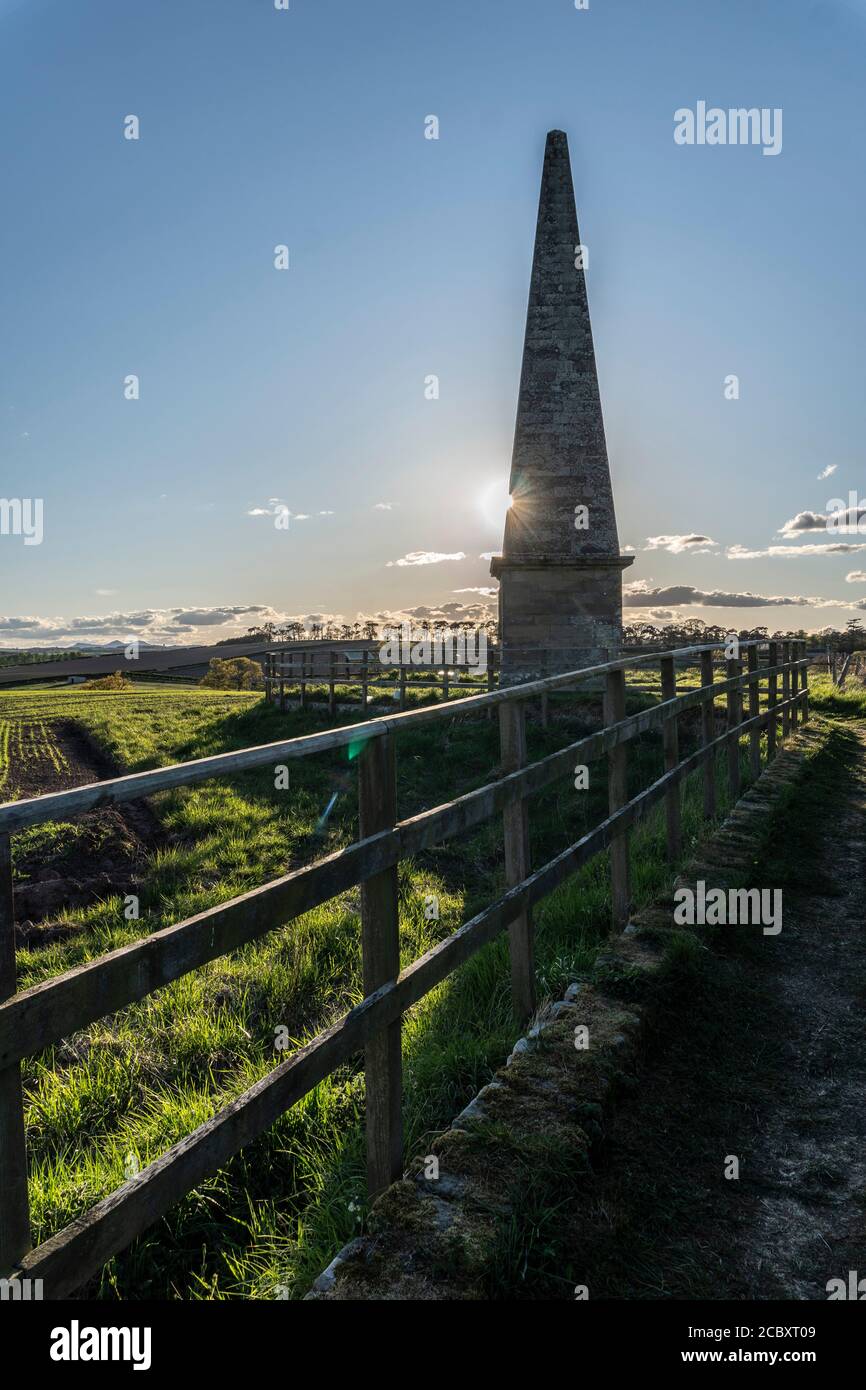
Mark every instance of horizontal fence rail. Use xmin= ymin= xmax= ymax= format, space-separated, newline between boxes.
xmin=0 ymin=638 xmax=810 ymax=1295
xmin=0 ymin=641 xmax=803 ymax=836
xmin=264 ymin=644 xmax=499 ymax=714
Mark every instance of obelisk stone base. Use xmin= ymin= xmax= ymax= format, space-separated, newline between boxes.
xmin=492 ymin=555 xmax=634 ymax=688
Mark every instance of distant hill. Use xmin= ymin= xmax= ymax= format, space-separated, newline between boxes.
xmin=0 ymin=641 xmax=168 ymax=662
xmin=0 ymin=649 xmax=92 ymax=667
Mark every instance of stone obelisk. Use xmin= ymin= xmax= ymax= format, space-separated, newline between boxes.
xmin=490 ymin=130 xmax=632 ymax=684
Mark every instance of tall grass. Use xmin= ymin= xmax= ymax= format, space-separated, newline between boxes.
xmin=0 ymin=677 xmax=768 ymax=1298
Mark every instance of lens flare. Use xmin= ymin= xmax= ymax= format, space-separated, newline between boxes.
xmin=479 ymin=478 xmax=513 ymax=528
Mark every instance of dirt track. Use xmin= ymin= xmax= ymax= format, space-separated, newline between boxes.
xmin=731 ymin=727 xmax=866 ymax=1298
xmin=561 ymin=723 xmax=866 ymax=1301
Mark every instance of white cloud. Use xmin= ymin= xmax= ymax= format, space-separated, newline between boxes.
xmin=644 ymin=534 xmax=717 ymax=554
xmin=846 ymin=570 xmax=866 ymax=583
xmin=629 ymin=608 xmax=678 ymax=622
xmin=247 ymin=501 xmax=310 ymax=521
xmin=387 ymin=550 xmax=466 ymax=567
xmin=728 ymin=542 xmax=866 ymax=558
xmin=374 ymin=502 xmax=393 ymax=511
xmin=0 ymin=605 xmax=290 ymax=649
xmin=397 ymin=600 xmax=495 ymax=623
xmin=778 ymin=506 xmax=866 ymax=535
xmin=0 ymin=616 xmax=44 ymax=632
xmin=172 ymin=606 xmax=273 ymax=626
xmin=624 ymin=580 xmax=851 ymax=610
xmin=454 ymin=586 xmax=497 ymax=596
xmin=817 ymin=465 xmax=838 ymax=480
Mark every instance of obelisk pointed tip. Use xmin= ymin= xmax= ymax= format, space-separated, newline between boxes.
xmin=545 ymin=130 xmax=569 ymax=152
xmin=502 ymin=123 xmax=621 ymax=563
xmin=542 ymin=131 xmax=573 ymax=180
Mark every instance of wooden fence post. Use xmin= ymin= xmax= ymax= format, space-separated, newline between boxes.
xmin=358 ymin=733 xmax=402 ymax=1198
xmin=700 ymin=649 xmax=716 ymax=819
xmin=399 ymin=663 xmax=407 ymax=711
xmin=279 ymin=656 xmax=286 ymax=715
xmin=800 ymin=640 xmax=809 ymax=723
xmin=747 ymin=645 xmax=761 ymax=780
xmin=660 ymin=656 xmax=681 ymax=860
xmin=605 ymin=668 xmax=631 ymax=929
xmin=837 ymin=650 xmax=853 ymax=690
xmin=726 ymin=652 xmax=742 ymax=801
xmin=361 ymin=650 xmax=369 ymax=709
xmin=781 ymin=641 xmax=791 ymax=739
xmin=0 ymin=833 xmax=30 ymax=1273
xmin=766 ymin=642 xmax=778 ymax=760
xmin=790 ymin=642 xmax=799 ymax=731
xmin=499 ymin=700 xmax=535 ymax=1022
xmin=328 ymin=652 xmax=337 ymax=718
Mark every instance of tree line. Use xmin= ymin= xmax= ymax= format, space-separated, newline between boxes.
xmin=234 ymin=615 xmax=865 ymax=652
xmin=623 ymin=617 xmax=866 ymax=652
xmin=227 ymin=618 xmax=500 ymax=645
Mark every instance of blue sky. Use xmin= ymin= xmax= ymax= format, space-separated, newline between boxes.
xmin=1 ymin=0 xmax=865 ymax=645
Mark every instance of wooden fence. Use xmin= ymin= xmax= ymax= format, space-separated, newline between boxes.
xmin=263 ymin=643 xmax=499 ymax=713
xmin=0 ymin=639 xmax=808 ymax=1296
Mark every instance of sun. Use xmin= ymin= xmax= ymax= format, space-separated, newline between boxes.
xmin=479 ymin=478 xmax=513 ymax=529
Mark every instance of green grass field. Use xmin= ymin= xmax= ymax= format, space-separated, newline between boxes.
xmin=0 ymin=668 xmax=815 ymax=1299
